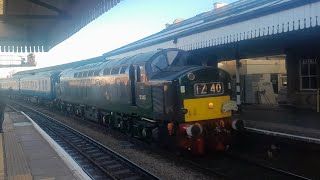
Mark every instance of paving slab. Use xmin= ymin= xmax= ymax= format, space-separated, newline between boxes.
xmin=0 ymin=111 xmax=79 ymax=180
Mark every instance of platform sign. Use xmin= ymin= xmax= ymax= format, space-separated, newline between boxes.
xmin=302 ymin=58 xmax=318 ymax=64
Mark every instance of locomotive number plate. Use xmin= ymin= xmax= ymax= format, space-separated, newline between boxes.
xmin=194 ymin=82 xmax=224 ymax=96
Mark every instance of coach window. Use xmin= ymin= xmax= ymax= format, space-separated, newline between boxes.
xmin=120 ymin=66 xmax=128 ymax=74
xmin=88 ymin=71 xmax=94 ymax=77
xmin=103 ymin=68 xmax=111 ymax=75
xmin=300 ymin=58 xmax=318 ymax=90
xmin=151 ymin=54 xmax=168 ymax=73
xmin=78 ymin=72 xmax=83 ymax=77
xmin=111 ymin=67 xmax=120 ymax=75
xmin=94 ymin=70 xmax=100 ymax=76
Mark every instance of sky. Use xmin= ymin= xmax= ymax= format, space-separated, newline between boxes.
xmin=0 ymin=0 xmax=238 ymax=78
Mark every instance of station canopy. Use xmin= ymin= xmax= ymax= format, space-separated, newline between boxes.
xmin=0 ymin=0 xmax=121 ymax=53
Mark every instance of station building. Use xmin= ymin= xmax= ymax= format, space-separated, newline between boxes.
xmin=286 ymin=47 xmax=320 ymax=110
xmin=218 ymin=56 xmax=287 ymax=105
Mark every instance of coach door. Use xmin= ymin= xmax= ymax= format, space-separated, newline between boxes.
xmin=129 ymin=65 xmax=137 ymax=106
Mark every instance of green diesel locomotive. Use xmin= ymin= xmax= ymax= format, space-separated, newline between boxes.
xmin=57 ymin=48 xmax=243 ymax=154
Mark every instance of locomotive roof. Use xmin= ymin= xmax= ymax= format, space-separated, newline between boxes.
xmin=14 ymin=56 xmax=105 ymax=77
xmin=0 ymin=76 xmax=21 ymax=82
xmin=20 ymin=71 xmax=58 ymax=80
xmin=62 ymin=49 xmax=163 ymax=76
xmin=0 ymin=78 xmax=19 ymax=83
xmin=74 ymin=61 xmax=105 ymax=70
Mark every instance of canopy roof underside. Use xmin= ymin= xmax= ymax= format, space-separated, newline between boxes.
xmin=0 ymin=0 xmax=122 ymax=53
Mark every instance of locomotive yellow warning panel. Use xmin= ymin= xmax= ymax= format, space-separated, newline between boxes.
xmin=184 ymin=96 xmax=231 ymax=122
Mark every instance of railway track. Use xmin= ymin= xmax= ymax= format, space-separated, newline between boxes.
xmin=188 ymin=153 xmax=311 ymax=180
xmin=9 ymin=101 xmax=314 ymax=180
xmin=9 ymin=102 xmax=159 ymax=180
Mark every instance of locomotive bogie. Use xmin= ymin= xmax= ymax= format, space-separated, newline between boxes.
xmin=175 ymin=117 xmax=244 ymax=154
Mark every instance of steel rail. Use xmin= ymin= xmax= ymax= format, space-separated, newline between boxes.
xmin=225 ymin=153 xmax=311 ymax=180
xmin=10 ymin=101 xmax=159 ymax=180
xmin=188 ymin=153 xmax=311 ymax=180
xmin=10 ymin=100 xmax=312 ymax=180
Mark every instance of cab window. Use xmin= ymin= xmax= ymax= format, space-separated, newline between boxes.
xmin=151 ymin=54 xmax=168 ymax=73
xmin=167 ymin=50 xmax=179 ymax=65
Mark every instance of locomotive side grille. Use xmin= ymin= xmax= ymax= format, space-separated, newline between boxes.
xmin=152 ymin=85 xmax=164 ymax=114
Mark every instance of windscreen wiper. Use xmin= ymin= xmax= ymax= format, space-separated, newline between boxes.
xmin=153 ymin=64 xmax=164 ymax=72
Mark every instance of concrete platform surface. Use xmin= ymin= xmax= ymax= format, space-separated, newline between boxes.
xmin=0 ymin=110 xmax=80 ymax=180
xmin=240 ymin=104 xmax=320 ymax=143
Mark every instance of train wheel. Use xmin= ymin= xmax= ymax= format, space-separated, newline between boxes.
xmin=103 ymin=114 xmax=113 ymax=128
xmin=102 ymin=115 xmax=107 ymax=126
xmin=75 ymin=109 xmax=80 ymax=117
xmin=105 ymin=116 xmax=111 ymax=127
xmin=108 ymin=116 xmax=114 ymax=128
xmin=97 ymin=111 xmax=103 ymax=124
xmin=125 ymin=119 xmax=133 ymax=137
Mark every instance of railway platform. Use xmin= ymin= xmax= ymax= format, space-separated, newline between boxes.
xmin=0 ymin=109 xmax=86 ymax=180
xmin=240 ymin=104 xmax=320 ymax=144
